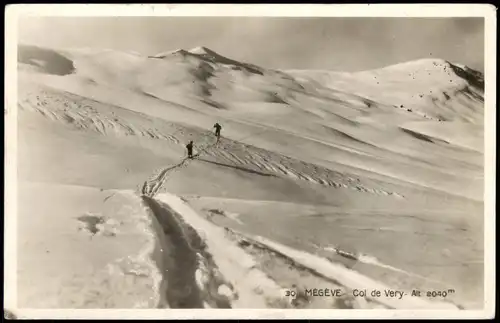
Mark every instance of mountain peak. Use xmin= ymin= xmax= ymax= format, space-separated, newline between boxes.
xmin=150 ymin=46 xmax=221 ymax=60
xmin=188 ymin=46 xmax=217 ymax=56
xmin=150 ymin=48 xmax=189 ymax=58
xmin=372 ymin=58 xmax=453 ymax=72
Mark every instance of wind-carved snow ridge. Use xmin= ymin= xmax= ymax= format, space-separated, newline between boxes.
xmin=202 ymin=138 xmax=405 ymax=198
xmin=18 ymin=84 xmax=181 ymax=143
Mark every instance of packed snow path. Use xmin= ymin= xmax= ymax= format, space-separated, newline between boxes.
xmin=142 ymin=192 xmax=461 ymax=309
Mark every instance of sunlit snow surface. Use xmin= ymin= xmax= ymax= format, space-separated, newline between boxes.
xmin=16 ymin=44 xmax=484 ymax=310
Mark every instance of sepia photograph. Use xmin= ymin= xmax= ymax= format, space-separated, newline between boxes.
xmin=4 ymin=4 xmax=496 ymax=319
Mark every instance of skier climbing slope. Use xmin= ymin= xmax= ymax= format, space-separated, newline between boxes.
xmin=186 ymin=140 xmax=194 ymax=159
xmin=213 ymin=122 xmax=222 ymax=142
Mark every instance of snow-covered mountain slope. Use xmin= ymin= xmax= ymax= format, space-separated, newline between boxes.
xmin=15 ymin=43 xmax=484 ymax=311
xmin=287 ymin=58 xmax=484 ymax=124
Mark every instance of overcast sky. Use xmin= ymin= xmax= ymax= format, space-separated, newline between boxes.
xmin=18 ymin=16 xmax=484 ymax=72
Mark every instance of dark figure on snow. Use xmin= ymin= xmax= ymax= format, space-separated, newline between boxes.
xmin=186 ymin=140 xmax=194 ymax=159
xmin=214 ymin=122 xmax=222 ymax=140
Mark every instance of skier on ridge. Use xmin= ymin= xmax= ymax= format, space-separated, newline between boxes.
xmin=213 ymin=122 xmax=222 ymax=141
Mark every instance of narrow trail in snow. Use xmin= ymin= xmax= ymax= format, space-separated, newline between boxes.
xmin=141 ymin=192 xmax=462 ymax=309
xmin=140 ymin=128 xmax=404 ymax=199
xmin=142 ymin=193 xmax=369 ymax=309
xmin=143 ymin=196 xmax=235 ymax=308
xmin=143 ymin=196 xmax=205 ymax=308
xmin=141 ymin=130 xmax=220 ymax=197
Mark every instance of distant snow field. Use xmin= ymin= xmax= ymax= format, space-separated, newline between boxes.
xmin=15 ymin=44 xmax=484 ymax=310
